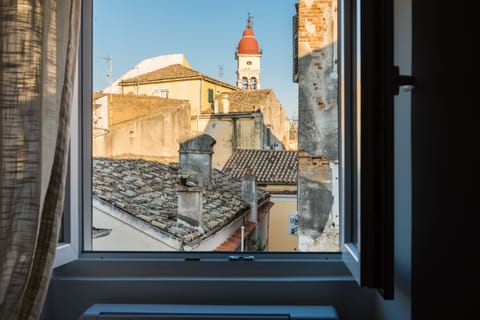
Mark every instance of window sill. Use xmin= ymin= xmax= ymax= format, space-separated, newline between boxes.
xmin=52 ymin=252 xmax=351 ymax=280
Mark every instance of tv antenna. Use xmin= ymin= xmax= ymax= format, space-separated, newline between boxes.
xmin=97 ymin=56 xmax=113 ymax=86
xmin=97 ymin=56 xmax=113 ymax=129
xmin=218 ymin=64 xmax=224 ymax=80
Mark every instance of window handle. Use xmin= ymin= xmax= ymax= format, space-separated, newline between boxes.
xmin=393 ymin=65 xmax=416 ymax=95
xmin=229 ymin=255 xmax=255 ymax=261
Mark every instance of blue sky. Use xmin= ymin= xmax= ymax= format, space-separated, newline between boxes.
xmin=93 ymin=0 xmax=299 ymax=118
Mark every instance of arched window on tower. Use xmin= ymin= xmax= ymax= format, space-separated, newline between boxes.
xmin=242 ymin=77 xmax=248 ymax=90
xmin=250 ymin=77 xmax=257 ymax=90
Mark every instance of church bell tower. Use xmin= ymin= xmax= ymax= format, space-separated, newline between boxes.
xmin=235 ymin=15 xmax=262 ymax=90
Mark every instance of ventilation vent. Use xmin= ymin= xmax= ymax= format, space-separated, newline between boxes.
xmin=80 ymin=304 xmax=339 ymax=320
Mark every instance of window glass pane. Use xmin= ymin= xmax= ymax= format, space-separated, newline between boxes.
xmin=90 ymin=0 xmax=339 ymax=253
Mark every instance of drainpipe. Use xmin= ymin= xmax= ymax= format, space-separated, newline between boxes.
xmin=241 ymin=168 xmax=258 ymax=249
xmin=240 ymin=225 xmax=245 ymax=252
xmin=232 ymin=117 xmax=238 ymax=151
xmin=199 ymin=77 xmax=203 ymax=115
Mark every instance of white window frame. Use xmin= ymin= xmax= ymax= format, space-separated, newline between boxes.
xmin=54 ymin=63 xmax=81 ymax=268
xmin=54 ymin=0 xmax=393 ymax=300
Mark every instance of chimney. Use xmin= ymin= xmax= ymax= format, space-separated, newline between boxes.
xmin=220 ymin=92 xmax=230 ymax=113
xmin=241 ymin=168 xmax=258 ymax=250
xmin=241 ymin=168 xmax=257 ymax=224
xmin=178 ymin=133 xmax=216 ymax=188
xmin=177 ymin=174 xmax=203 ymax=227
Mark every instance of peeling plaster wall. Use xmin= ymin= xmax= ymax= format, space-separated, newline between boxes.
xmin=122 ymin=80 xmax=203 ymax=116
xmin=195 ymin=111 xmax=289 ymax=170
xmin=257 ymin=92 xmax=293 ymax=150
xmin=196 ymin=116 xmax=259 ymax=169
xmin=297 ymin=0 xmax=339 ymax=251
xmin=93 ymin=105 xmax=190 ymax=161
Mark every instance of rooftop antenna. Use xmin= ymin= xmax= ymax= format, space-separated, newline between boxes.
xmin=130 ymin=66 xmax=140 ymax=95
xmin=97 ymin=55 xmax=113 ymax=89
xmin=97 ymin=56 xmax=113 ymax=130
xmin=218 ymin=64 xmax=224 ymax=80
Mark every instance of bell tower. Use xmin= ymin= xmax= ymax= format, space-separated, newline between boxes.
xmin=235 ymin=15 xmax=262 ymax=90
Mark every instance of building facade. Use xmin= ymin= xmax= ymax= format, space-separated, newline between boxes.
xmin=119 ymin=64 xmax=239 ymax=117
xmin=223 ymin=149 xmax=299 ymax=251
xmin=93 ymin=135 xmax=272 ymax=252
xmin=198 ymin=89 xmax=296 ymax=169
xmin=92 ymin=93 xmax=191 ymax=162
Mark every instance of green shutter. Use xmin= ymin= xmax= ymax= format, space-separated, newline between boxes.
xmin=208 ymin=88 xmax=214 ymax=103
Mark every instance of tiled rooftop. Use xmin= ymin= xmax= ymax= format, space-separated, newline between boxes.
xmin=122 ymin=64 xmax=203 ymax=83
xmin=227 ymin=89 xmax=272 ymax=112
xmin=93 ymin=158 xmax=270 ymax=246
xmin=121 ymin=64 xmax=237 ymax=90
xmin=222 ymin=149 xmax=298 ymax=185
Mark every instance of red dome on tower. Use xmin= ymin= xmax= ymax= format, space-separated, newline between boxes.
xmin=237 ymin=16 xmax=260 ymax=54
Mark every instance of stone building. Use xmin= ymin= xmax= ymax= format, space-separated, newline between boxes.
xmin=223 ymin=149 xmax=298 ymax=251
xmin=198 ymin=89 xmax=297 ymax=169
xmin=92 ymin=93 xmax=190 ymax=162
xmin=294 ymin=0 xmax=339 ymax=251
xmin=119 ymin=63 xmax=239 ymax=117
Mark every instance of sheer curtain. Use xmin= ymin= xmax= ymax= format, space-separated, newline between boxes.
xmin=0 ymin=0 xmax=80 ymax=319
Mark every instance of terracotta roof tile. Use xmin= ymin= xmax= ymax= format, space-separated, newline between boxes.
xmin=121 ymin=64 xmax=237 ymax=90
xmin=222 ymin=149 xmax=298 ymax=185
xmin=93 ymin=158 xmax=270 ymax=247
xmin=215 ymin=221 xmax=256 ymax=251
xmin=122 ymin=64 xmax=203 ymax=83
xmin=227 ymin=89 xmax=272 ymax=112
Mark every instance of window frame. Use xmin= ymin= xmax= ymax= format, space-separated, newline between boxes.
xmin=340 ymin=0 xmax=394 ymax=299
xmin=54 ymin=63 xmax=81 ymax=268
xmin=54 ymin=0 xmax=393 ymax=300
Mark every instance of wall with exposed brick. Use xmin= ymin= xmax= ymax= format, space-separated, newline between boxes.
xmin=297 ymin=0 xmax=339 ymax=251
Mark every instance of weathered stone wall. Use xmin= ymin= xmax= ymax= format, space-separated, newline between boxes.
xmin=258 ymin=92 xmax=293 ymax=150
xmin=93 ymin=105 xmax=190 ymax=161
xmin=297 ymin=0 xmax=339 ymax=251
xmin=196 ymin=114 xmax=265 ymax=169
xmin=122 ymin=80 xmax=203 ymax=116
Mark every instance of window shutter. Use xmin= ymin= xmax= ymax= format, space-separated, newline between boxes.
xmin=208 ymin=88 xmax=214 ymax=103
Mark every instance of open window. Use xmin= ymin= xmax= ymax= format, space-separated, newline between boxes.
xmin=54 ymin=63 xmax=81 ymax=268
xmin=339 ymin=0 xmax=394 ymax=298
xmin=55 ymin=0 xmax=393 ymax=300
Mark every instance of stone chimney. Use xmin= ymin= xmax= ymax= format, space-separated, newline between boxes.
xmin=241 ymin=168 xmax=258 ymax=250
xmin=241 ymin=168 xmax=258 ymax=224
xmin=177 ymin=174 xmax=203 ymax=227
xmin=220 ymin=92 xmax=230 ymax=113
xmin=178 ymin=133 xmax=216 ymax=188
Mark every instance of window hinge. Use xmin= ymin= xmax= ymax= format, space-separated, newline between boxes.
xmin=393 ymin=65 xmax=416 ymax=95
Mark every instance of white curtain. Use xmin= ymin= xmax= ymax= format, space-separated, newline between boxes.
xmin=0 ymin=0 xmax=81 ymax=319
